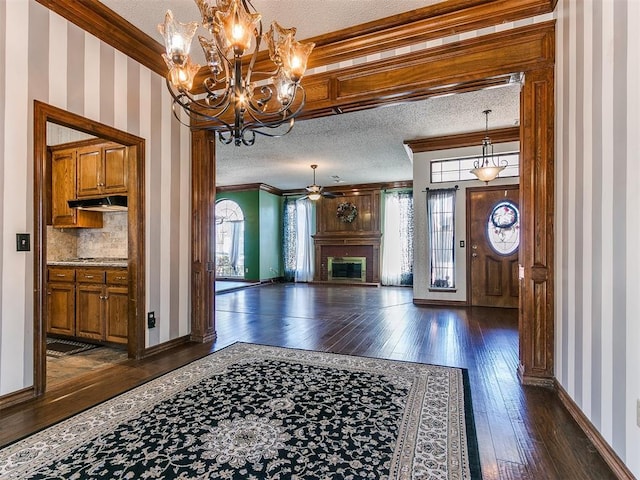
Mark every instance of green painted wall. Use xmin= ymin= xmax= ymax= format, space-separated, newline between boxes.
xmin=259 ymin=190 xmax=283 ymax=279
xmin=216 ymin=189 xmax=283 ymax=281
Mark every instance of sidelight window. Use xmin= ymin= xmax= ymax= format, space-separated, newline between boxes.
xmin=427 ymin=188 xmax=456 ymax=289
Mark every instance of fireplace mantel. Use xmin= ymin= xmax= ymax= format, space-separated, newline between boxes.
xmin=313 ymin=233 xmax=382 ymax=284
xmin=312 ymin=189 xmax=382 ymax=284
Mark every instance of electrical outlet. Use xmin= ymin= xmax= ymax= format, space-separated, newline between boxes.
xmin=147 ymin=312 xmax=156 ymax=329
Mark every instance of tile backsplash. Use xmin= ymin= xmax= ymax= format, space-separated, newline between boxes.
xmin=48 ymin=212 xmax=128 ymax=260
xmin=47 ymin=227 xmax=77 ymax=260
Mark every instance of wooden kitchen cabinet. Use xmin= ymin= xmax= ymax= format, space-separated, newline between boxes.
xmin=76 ymin=283 xmax=105 ymax=341
xmin=75 ymin=267 xmax=128 ymax=344
xmin=47 ymin=267 xmax=76 ymax=336
xmin=47 ymin=266 xmax=128 ymax=345
xmin=105 ymin=270 xmax=129 ymax=343
xmin=77 ymin=143 xmax=128 ymax=198
xmin=51 ymin=148 xmax=102 ymax=228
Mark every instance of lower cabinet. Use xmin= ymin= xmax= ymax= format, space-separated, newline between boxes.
xmin=47 ymin=268 xmax=76 ymax=336
xmin=105 ymin=269 xmax=129 ymax=343
xmin=76 ymin=283 xmax=106 ymax=341
xmin=48 ymin=266 xmax=128 ymax=345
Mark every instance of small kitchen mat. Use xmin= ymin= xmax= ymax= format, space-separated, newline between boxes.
xmin=46 ymin=338 xmax=100 ymax=357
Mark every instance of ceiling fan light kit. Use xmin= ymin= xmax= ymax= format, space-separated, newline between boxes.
xmin=303 ymin=164 xmax=343 ymax=201
xmin=470 ymin=109 xmax=507 ymax=184
xmin=158 ymin=0 xmax=315 ymax=146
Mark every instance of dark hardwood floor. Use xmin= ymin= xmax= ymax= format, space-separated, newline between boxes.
xmin=0 ymin=284 xmax=615 ymax=479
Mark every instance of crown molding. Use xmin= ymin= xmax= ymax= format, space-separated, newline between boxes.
xmin=36 ymin=0 xmax=166 ymax=75
xmin=216 ymin=183 xmax=283 ymax=196
xmin=405 ymin=126 xmax=520 ymax=153
xmin=281 ymin=180 xmax=413 ymax=197
xmin=39 ymin=0 xmax=556 ymax=86
xmin=234 ymin=0 xmax=556 ymax=84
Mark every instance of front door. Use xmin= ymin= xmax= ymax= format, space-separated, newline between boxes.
xmin=468 ymin=186 xmax=520 ymax=308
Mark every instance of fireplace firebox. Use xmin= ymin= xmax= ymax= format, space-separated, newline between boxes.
xmin=327 ymin=257 xmax=367 ymax=282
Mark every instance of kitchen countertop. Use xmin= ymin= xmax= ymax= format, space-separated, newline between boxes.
xmin=48 ymin=258 xmax=128 ymax=268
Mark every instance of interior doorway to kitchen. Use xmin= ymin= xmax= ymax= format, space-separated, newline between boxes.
xmin=34 ymin=101 xmax=145 ymax=396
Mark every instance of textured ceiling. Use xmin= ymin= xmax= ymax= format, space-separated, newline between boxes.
xmin=98 ymin=0 xmax=520 ymax=190
xmin=217 ymin=85 xmax=521 ymax=190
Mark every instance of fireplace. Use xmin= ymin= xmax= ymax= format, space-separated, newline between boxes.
xmin=328 ymin=257 xmax=367 ymax=282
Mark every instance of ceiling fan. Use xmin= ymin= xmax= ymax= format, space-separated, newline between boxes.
xmin=302 ymin=164 xmax=344 ymax=201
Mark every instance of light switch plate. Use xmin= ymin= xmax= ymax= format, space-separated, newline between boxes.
xmin=16 ymin=233 xmax=30 ymax=252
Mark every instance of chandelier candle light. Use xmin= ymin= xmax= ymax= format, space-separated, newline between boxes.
xmin=470 ymin=109 xmax=508 ymax=184
xmin=158 ymin=0 xmax=315 ymax=146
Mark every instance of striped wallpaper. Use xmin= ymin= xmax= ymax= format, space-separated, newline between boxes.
xmin=0 ymin=1 xmax=191 ymax=396
xmin=556 ymin=0 xmax=639 ymax=475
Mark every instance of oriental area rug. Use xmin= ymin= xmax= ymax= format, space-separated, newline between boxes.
xmin=0 ymin=343 xmax=482 ymax=479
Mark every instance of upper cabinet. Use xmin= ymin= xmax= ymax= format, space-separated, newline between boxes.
xmin=77 ymin=143 xmax=128 ymax=198
xmin=51 ymin=147 xmax=102 ymax=228
xmin=49 ymin=140 xmax=129 ymax=228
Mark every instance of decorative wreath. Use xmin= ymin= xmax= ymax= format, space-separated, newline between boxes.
xmin=490 ymin=201 xmax=518 ymax=229
xmin=336 ymin=202 xmax=358 ymax=223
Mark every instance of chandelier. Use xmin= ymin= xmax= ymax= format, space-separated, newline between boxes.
xmin=158 ymin=0 xmax=315 ymax=146
xmin=470 ymin=109 xmax=507 ymax=184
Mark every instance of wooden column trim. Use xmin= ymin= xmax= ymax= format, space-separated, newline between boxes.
xmin=190 ymin=130 xmax=217 ymax=343
xmin=518 ymin=66 xmax=555 ymax=386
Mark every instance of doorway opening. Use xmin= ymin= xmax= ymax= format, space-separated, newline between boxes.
xmin=34 ymin=101 xmax=145 ymax=395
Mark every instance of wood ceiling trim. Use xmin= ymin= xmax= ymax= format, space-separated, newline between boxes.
xmin=245 ymin=0 xmax=556 ymax=77
xmin=39 ymin=0 xmax=555 ymax=92
xmin=296 ymin=21 xmax=554 ymax=119
xmin=36 ymin=0 xmax=166 ymax=76
xmin=191 ymin=22 xmax=553 ymax=129
xmin=216 ymin=183 xmax=283 ymax=195
xmin=281 ymin=180 xmax=413 ymax=197
xmin=405 ymin=127 xmax=520 ymax=153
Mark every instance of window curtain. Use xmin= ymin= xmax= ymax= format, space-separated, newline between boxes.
xmin=282 ymin=198 xmax=297 ymax=282
xmin=381 ymin=191 xmax=414 ymax=285
xmin=294 ymin=198 xmax=315 ymax=282
xmin=427 ymin=189 xmax=456 ymax=288
xmin=228 ymin=220 xmax=242 ymax=274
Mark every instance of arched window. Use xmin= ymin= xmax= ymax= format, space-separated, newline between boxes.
xmin=215 ymin=200 xmax=245 ymax=278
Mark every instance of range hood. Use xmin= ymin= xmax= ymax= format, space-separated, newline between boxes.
xmin=68 ymin=195 xmax=128 ymax=212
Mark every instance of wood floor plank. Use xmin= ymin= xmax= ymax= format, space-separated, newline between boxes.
xmin=0 ymin=284 xmax=617 ymax=479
